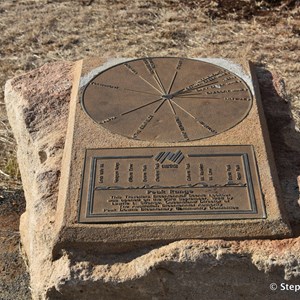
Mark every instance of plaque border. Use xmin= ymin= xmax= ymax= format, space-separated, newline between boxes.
xmin=78 ymin=145 xmax=266 ymax=223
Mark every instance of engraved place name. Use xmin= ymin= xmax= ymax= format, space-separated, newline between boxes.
xmin=91 ymin=82 xmax=119 ymax=89
xmin=79 ymin=146 xmax=265 ymax=223
xmin=143 ymin=58 xmax=156 ymax=75
xmin=175 ymin=116 xmax=189 ymax=141
xmin=206 ymin=88 xmax=249 ymax=95
xmin=197 ymin=119 xmax=218 ymax=134
xmin=182 ymin=71 xmax=230 ymax=92
xmin=224 ymin=97 xmax=251 ymax=101
xmin=194 ymin=81 xmax=242 ymax=92
xmin=143 ymin=58 xmax=166 ymax=93
xmin=132 ymin=114 xmax=154 ymax=138
xmin=99 ymin=116 xmax=117 ymax=124
xmin=176 ymin=58 xmax=183 ymax=70
xmin=124 ymin=62 xmax=138 ymax=75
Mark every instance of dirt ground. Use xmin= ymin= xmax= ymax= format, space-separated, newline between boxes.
xmin=0 ymin=0 xmax=299 ymax=299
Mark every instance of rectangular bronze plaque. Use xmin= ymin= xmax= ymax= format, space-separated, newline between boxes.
xmin=78 ymin=145 xmax=266 ymax=223
xmin=79 ymin=145 xmax=265 ymax=223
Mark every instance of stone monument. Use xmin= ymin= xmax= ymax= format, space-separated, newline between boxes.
xmin=5 ymin=57 xmax=299 ymax=299
xmin=54 ymin=57 xmax=291 ymax=256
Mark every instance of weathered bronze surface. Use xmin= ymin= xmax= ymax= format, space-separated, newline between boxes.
xmin=79 ymin=146 xmax=265 ymax=223
xmin=82 ymin=57 xmax=252 ymax=142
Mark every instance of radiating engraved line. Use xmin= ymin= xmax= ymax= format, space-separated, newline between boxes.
xmin=153 ymin=99 xmax=166 ymax=113
xmin=170 ymin=100 xmax=217 ymax=134
xmin=188 ymin=83 xmax=225 ymax=92
xmin=153 ymin=69 xmax=166 ymax=94
xmin=164 ymin=58 xmax=183 ymax=97
xmin=121 ymin=97 xmax=163 ymax=116
xmin=174 ymin=95 xmax=224 ymax=99
xmin=101 ymin=97 xmax=164 ymax=128
xmin=91 ymin=82 xmax=159 ymax=96
xmin=146 ymin=59 xmax=166 ymax=93
xmin=167 ymin=71 xmax=177 ymax=94
xmin=170 ymin=100 xmax=199 ymax=120
xmin=173 ymin=81 xmax=219 ymax=96
xmin=138 ymin=75 xmax=164 ymax=94
xmin=142 ymin=59 xmax=165 ymax=94
xmin=167 ymin=99 xmax=176 ymax=115
xmin=132 ymin=98 xmax=167 ymax=138
xmin=151 ymin=71 xmax=165 ymax=93
xmin=172 ymin=82 xmax=219 ymax=98
xmin=124 ymin=88 xmax=159 ymax=96
xmin=123 ymin=63 xmax=163 ymax=94
xmin=171 ymin=70 xmax=230 ymax=97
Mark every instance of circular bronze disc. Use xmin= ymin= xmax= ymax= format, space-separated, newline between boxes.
xmin=82 ymin=57 xmax=252 ymax=142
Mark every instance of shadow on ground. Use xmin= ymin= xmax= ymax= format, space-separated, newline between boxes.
xmin=256 ymin=64 xmax=300 ymax=232
xmin=0 ymin=188 xmax=30 ymax=299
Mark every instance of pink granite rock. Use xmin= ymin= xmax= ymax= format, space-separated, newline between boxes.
xmin=4 ymin=61 xmax=300 ymax=300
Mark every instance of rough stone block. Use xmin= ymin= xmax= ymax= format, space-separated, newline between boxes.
xmin=4 ymin=59 xmax=300 ymax=299
xmin=54 ymin=58 xmax=291 ymax=257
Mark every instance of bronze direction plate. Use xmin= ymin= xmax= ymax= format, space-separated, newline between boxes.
xmin=79 ymin=146 xmax=265 ymax=223
xmin=81 ymin=57 xmax=253 ymax=142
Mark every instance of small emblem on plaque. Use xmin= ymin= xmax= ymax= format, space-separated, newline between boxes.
xmin=155 ymin=150 xmax=184 ymax=164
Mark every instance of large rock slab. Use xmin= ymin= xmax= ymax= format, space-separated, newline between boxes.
xmin=54 ymin=57 xmax=291 ymax=258
xmin=4 ymin=60 xmax=300 ymax=299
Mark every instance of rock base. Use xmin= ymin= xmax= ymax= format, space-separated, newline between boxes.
xmin=4 ymin=60 xmax=300 ymax=299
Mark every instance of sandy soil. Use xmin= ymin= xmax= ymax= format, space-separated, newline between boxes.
xmin=0 ymin=0 xmax=299 ymax=299
xmin=0 ymin=189 xmax=30 ymax=299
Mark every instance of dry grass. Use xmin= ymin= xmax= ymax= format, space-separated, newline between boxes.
xmin=0 ymin=1 xmax=299 ymax=298
xmin=0 ymin=0 xmax=299 ymax=189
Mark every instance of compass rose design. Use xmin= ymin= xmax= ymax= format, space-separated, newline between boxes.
xmin=82 ymin=57 xmax=252 ymax=142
